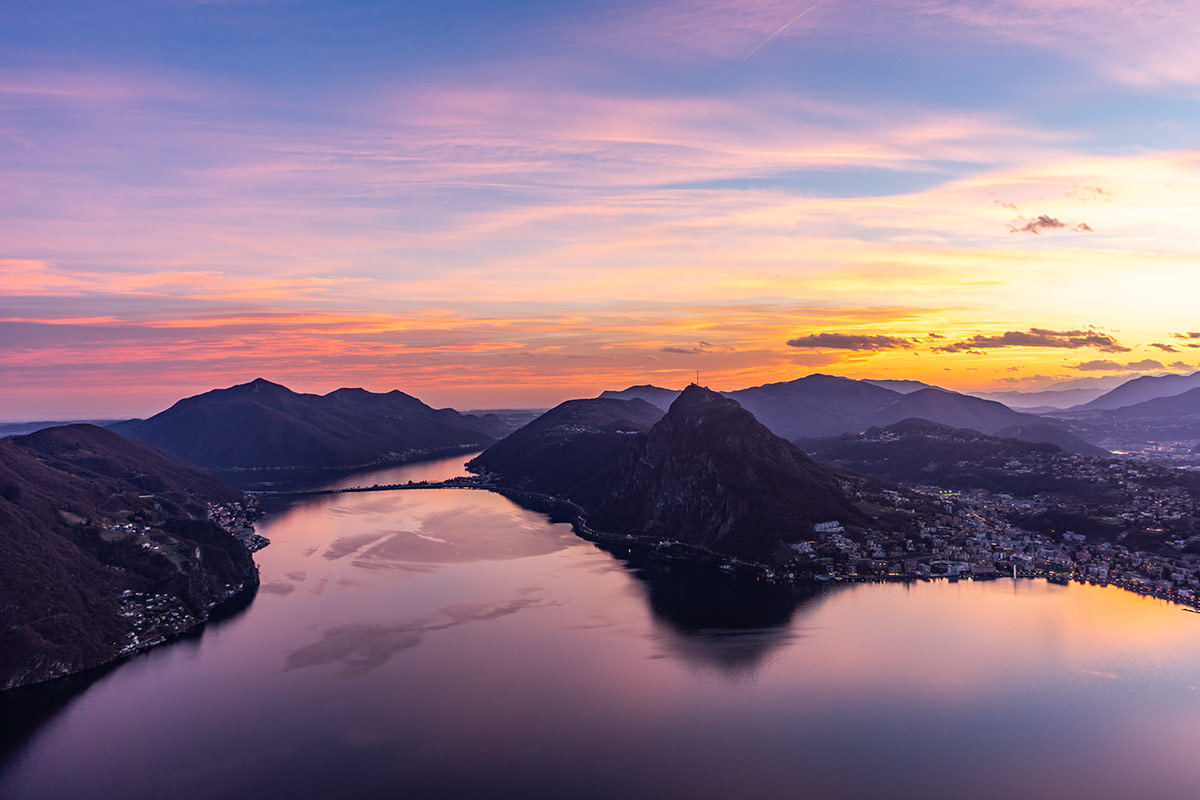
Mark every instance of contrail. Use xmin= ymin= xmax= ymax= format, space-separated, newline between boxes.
xmin=722 ymin=0 xmax=826 ymax=77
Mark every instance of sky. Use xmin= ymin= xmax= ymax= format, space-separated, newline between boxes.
xmin=3 ymin=0 xmax=1200 ymax=418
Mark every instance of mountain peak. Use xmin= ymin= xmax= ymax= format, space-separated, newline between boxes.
xmin=589 ymin=383 xmax=867 ymax=562
xmin=667 ymin=383 xmax=725 ymax=411
xmin=229 ymin=377 xmax=291 ymax=394
xmin=661 ymin=384 xmax=764 ymax=436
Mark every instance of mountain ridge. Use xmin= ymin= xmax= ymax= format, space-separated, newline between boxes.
xmin=110 ymin=378 xmax=506 ymax=471
xmin=0 ymin=425 xmax=260 ymax=690
xmin=599 ymin=374 xmax=1088 ymax=446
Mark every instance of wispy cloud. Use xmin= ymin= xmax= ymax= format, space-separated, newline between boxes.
xmin=1008 ymin=215 xmax=1093 ymax=235
xmin=660 ymin=341 xmax=734 ymax=354
xmin=912 ymin=0 xmax=1200 ymax=89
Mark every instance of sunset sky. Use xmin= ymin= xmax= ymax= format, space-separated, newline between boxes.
xmin=4 ymin=0 xmax=1200 ymax=418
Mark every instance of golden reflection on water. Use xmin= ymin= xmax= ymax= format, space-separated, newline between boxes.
xmin=778 ymin=578 xmax=1199 ymax=701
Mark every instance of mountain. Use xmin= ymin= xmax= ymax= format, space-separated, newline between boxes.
xmin=991 ymin=422 xmax=1109 ymax=457
xmin=724 ymin=374 xmax=899 ymax=440
xmin=802 ymin=418 xmax=1103 ymax=496
xmin=860 ymin=378 xmax=938 ymax=394
xmin=868 ymin=388 xmax=1044 ymax=436
xmin=1043 ymin=382 xmax=1200 ymax=450
xmin=564 ymin=386 xmax=869 ymax=563
xmin=0 ymin=425 xmax=259 ymax=690
xmin=603 ymin=374 xmax=1092 ymax=450
xmin=970 ymin=387 xmax=1112 ymax=410
xmin=1072 ymin=371 xmax=1200 ymax=411
xmin=0 ymin=419 xmax=123 ymax=437
xmin=468 ymin=397 xmax=664 ymax=507
xmin=726 ymin=377 xmax=1052 ymax=441
xmin=1107 ymin=385 xmax=1200 ymax=419
xmin=463 ymin=408 xmax=546 ymax=433
xmin=110 ymin=378 xmax=505 ymax=470
xmin=598 ymin=384 xmax=681 ymax=411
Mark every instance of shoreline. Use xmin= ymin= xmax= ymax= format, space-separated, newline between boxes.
xmin=253 ymin=477 xmax=1200 ymax=611
xmin=1 ymin=578 xmax=261 ymax=696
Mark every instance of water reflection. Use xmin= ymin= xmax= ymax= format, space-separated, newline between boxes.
xmin=596 ymin=544 xmax=830 ymax=674
xmin=262 ymin=488 xmax=578 ymax=569
xmin=284 ymin=589 xmax=549 ymax=677
xmin=7 ymin=452 xmax=1200 ymax=800
xmin=215 ymin=450 xmax=481 ymax=493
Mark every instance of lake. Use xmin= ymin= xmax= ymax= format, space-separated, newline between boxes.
xmin=3 ymin=452 xmax=1200 ymax=799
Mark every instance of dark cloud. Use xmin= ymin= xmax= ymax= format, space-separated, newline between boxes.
xmin=1170 ymin=361 xmax=1193 ymax=370
xmin=1124 ymin=359 xmax=1165 ymax=370
xmin=1150 ymin=342 xmax=1179 ymax=352
xmin=661 ymin=341 xmax=733 ymax=355
xmin=933 ymin=328 xmax=1129 ymax=354
xmin=1073 ymin=359 xmax=1164 ymax=372
xmin=1172 ymin=332 xmax=1200 ymax=347
xmin=1009 ymin=215 xmax=1093 ymax=234
xmin=926 ymin=332 xmax=945 ymax=339
xmin=786 ymin=333 xmax=914 ymax=351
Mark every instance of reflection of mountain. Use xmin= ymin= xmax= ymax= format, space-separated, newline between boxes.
xmin=598 ymin=544 xmax=828 ymax=674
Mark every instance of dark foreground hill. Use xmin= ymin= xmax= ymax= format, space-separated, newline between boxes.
xmin=110 ymin=378 xmax=506 ymax=470
xmin=0 ymin=425 xmax=260 ymax=690
xmin=477 ymin=386 xmax=895 ymax=564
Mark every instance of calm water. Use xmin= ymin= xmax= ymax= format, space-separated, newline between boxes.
xmin=3 ymin=453 xmax=1200 ymax=799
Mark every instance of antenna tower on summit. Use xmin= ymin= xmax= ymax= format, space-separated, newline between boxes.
xmin=695 ymin=370 xmax=700 ymax=386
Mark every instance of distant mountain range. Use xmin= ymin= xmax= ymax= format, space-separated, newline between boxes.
xmin=0 ymin=424 xmax=259 ymax=690
xmin=109 ymin=378 xmax=508 ymax=470
xmin=1050 ymin=386 xmax=1200 ymax=447
xmin=1106 ymin=386 xmax=1200 ymax=419
xmin=860 ymin=378 xmax=938 ymax=394
xmin=602 ymin=374 xmax=1094 ymax=450
xmin=1068 ymin=371 xmax=1200 ymax=411
xmin=0 ymin=419 xmax=123 ymax=438
xmin=476 ymin=386 xmax=920 ymax=563
xmin=970 ymin=387 xmax=1113 ymax=411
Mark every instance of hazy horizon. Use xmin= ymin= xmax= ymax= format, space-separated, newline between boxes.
xmin=0 ymin=368 xmax=1160 ymax=422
